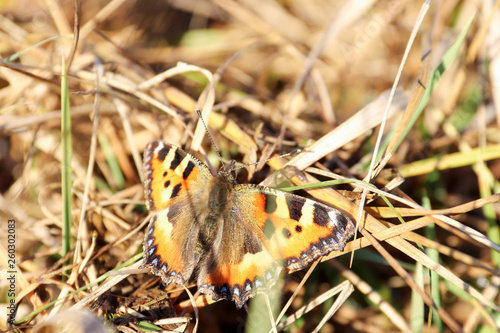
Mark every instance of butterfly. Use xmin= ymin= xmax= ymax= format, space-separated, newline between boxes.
xmin=141 ymin=140 xmax=355 ymax=308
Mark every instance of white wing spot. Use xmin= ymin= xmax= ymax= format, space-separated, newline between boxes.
xmin=153 ymin=142 xmax=165 ymax=154
xmin=328 ymin=210 xmax=339 ymax=224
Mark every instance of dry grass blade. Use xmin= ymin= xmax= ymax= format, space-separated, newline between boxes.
xmin=276 ymin=280 xmax=354 ymax=332
xmin=71 ymin=261 xmax=141 ymax=310
xmin=366 ymin=0 xmax=431 ymax=180
xmin=310 ymin=281 xmax=354 ymax=333
xmin=328 ymin=259 xmax=411 ymax=332
xmin=284 ymin=89 xmax=408 ymax=171
xmin=351 ymin=0 xmax=431 ymax=271
xmin=384 ymin=32 xmax=431 ymax=159
xmin=73 ymin=62 xmax=102 ymax=268
xmin=361 ymin=230 xmax=463 ymax=332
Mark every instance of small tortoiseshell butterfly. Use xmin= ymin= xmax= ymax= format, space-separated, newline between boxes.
xmin=141 ymin=140 xmax=355 ymax=308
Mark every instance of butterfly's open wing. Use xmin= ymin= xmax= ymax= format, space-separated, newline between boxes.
xmin=142 ymin=140 xmax=212 ymax=211
xmin=198 ymin=184 xmax=355 ymax=308
xmin=235 ymin=185 xmax=356 ymax=270
xmin=196 ymin=212 xmax=282 ymax=308
xmin=142 ymin=141 xmax=212 ymax=284
xmin=143 ymin=208 xmax=192 ymax=285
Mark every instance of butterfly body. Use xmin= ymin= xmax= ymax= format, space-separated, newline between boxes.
xmin=142 ymin=140 xmax=355 ymax=308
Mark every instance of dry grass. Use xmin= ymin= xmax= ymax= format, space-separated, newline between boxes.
xmin=1 ymin=1 xmax=499 ymax=332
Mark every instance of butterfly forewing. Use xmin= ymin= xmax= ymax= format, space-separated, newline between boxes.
xmin=143 ymin=140 xmax=211 ymax=211
xmin=231 ymin=185 xmax=356 ymax=271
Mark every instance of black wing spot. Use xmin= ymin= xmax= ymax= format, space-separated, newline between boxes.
xmin=183 ymin=161 xmax=195 ymax=179
xmin=295 ymin=225 xmax=302 ymax=233
xmin=169 ymin=154 xmax=183 ymax=171
xmin=312 ymin=203 xmax=329 ymax=227
xmin=163 ymin=171 xmax=168 ymax=177
xmin=287 ymin=196 xmax=305 ymax=221
xmin=171 ymin=183 xmax=182 ymax=199
xmin=164 ymin=180 xmax=171 ymax=188
xmin=158 ymin=147 xmax=169 ymax=161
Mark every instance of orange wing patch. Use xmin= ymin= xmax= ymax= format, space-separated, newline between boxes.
xmin=141 ymin=210 xmax=186 ymax=285
xmin=200 ymin=250 xmax=281 ymax=308
xmin=143 ymin=141 xmax=210 ymax=211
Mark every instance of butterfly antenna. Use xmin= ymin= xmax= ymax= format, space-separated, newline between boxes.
xmin=233 ymin=148 xmax=302 ymax=171
xmin=196 ymin=110 xmax=226 ymax=169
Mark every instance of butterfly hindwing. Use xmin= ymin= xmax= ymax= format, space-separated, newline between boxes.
xmin=199 ymin=248 xmax=282 ymax=308
xmin=196 ymin=197 xmax=282 ymax=308
xmin=142 ymin=209 xmax=187 ymax=285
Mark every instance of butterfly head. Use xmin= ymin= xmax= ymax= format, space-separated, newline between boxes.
xmin=217 ymin=160 xmax=238 ymax=185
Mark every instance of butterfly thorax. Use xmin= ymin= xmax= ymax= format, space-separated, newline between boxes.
xmin=197 ymin=167 xmax=237 ymax=250
xmin=206 ymin=175 xmax=233 ymax=218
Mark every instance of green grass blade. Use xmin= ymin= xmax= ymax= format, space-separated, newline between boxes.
xmin=410 ymin=262 xmax=424 ymax=333
xmin=422 ymin=194 xmax=443 ymax=332
xmin=97 ymin=132 xmax=125 ymax=190
xmin=474 ymin=164 xmax=500 ymax=267
xmin=387 ymin=14 xmax=476 ymax=156
xmin=4 ymin=34 xmax=73 ymax=62
xmin=61 ymin=55 xmax=72 ymax=275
